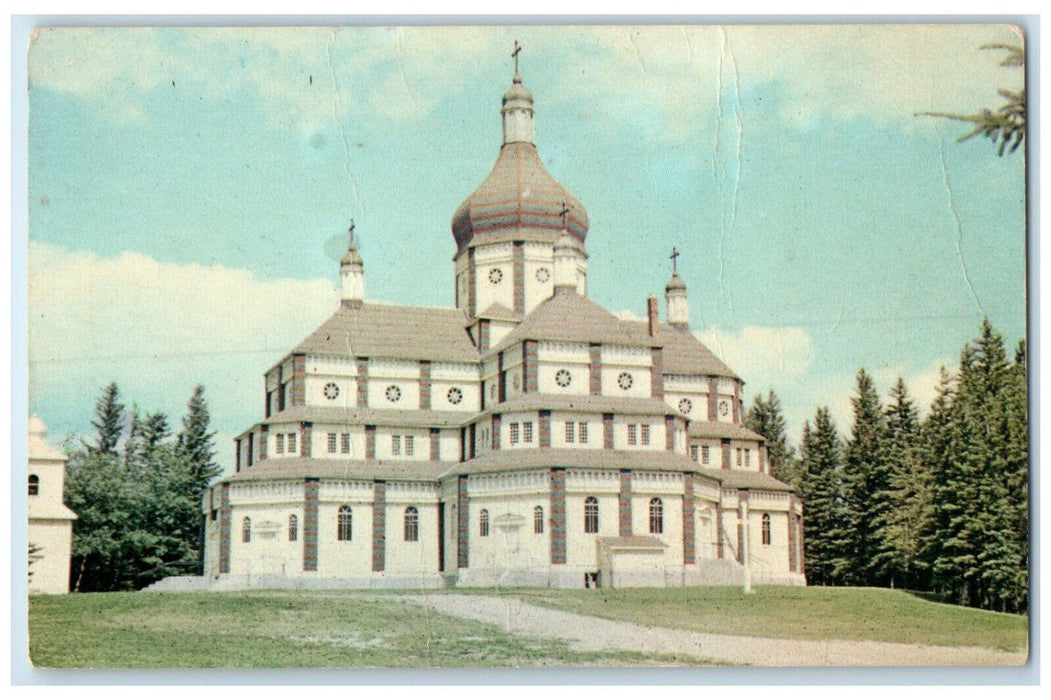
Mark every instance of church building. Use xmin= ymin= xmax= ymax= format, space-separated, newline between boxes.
xmin=199 ymin=55 xmax=805 ymax=590
xmin=28 ymin=415 xmax=77 ymax=594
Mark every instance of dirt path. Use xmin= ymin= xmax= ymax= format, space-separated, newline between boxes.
xmin=401 ymin=594 xmax=1027 ymax=667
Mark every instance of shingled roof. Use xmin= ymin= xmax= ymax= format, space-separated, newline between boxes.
xmin=489 ymin=291 xmax=658 ymax=355
xmin=490 ymin=394 xmax=678 ymax=417
xmin=688 ymin=421 xmax=766 ymax=441
xmin=293 ymin=302 xmax=478 ymax=363
xmin=695 ymin=467 xmax=794 ymax=492
xmin=266 ymin=405 xmax=470 ymax=429
xmin=227 ymin=457 xmax=448 ymax=483
xmin=648 ymin=324 xmax=739 ymax=379
xmin=443 ymin=447 xmax=704 ymax=477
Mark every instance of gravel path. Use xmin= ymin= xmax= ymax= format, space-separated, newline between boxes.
xmin=402 ymin=594 xmax=1027 ymax=667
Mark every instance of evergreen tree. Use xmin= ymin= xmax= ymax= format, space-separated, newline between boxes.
xmin=176 ymin=385 xmax=219 ymax=501
xmin=745 ymin=389 xmax=798 ymax=485
xmin=797 ymin=407 xmax=844 ymax=586
xmin=89 ymin=382 xmax=124 ymax=455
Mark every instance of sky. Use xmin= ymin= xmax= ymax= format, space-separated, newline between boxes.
xmin=23 ymin=24 xmax=1027 ymax=473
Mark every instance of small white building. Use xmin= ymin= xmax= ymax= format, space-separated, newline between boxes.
xmin=193 ymin=57 xmax=806 ymax=592
xmin=27 ymin=415 xmax=77 ymax=594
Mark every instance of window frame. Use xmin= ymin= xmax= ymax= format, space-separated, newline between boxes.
xmin=761 ymin=513 xmax=772 ymax=546
xmin=584 ymin=496 xmax=599 ymax=534
xmin=649 ymin=497 xmax=664 ymax=534
xmin=404 ymin=506 xmax=419 ymax=542
xmin=480 ymin=508 xmax=490 ymax=537
xmin=534 ymin=505 xmax=544 ymax=534
xmin=242 ymin=517 xmax=252 ymax=543
xmin=289 ymin=514 xmax=299 ymax=542
xmin=338 ymin=504 xmax=353 ymax=541
xmin=28 ymin=474 xmax=39 ymax=496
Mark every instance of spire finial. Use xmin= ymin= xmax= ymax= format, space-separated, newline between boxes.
xmin=512 ymin=40 xmax=522 ymax=81
xmin=670 ymin=246 xmax=680 ymax=274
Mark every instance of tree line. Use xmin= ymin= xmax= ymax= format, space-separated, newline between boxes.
xmin=63 ymin=383 xmax=219 ymax=592
xmin=747 ymin=319 xmax=1028 ymax=614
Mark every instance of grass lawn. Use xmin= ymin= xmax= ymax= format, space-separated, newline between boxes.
xmin=28 ymin=590 xmax=713 ymax=668
xmin=504 ymin=586 xmax=1028 ymax=652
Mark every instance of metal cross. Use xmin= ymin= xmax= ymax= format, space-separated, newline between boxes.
xmin=512 ymin=40 xmax=522 ymax=75
xmin=670 ymin=246 xmax=680 ymax=273
xmin=559 ymin=201 xmax=570 ymax=229
xmin=348 ymin=218 xmax=356 ymax=247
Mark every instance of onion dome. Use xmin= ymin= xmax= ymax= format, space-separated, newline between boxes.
xmin=451 ymin=72 xmax=589 ymax=252
xmin=665 ymin=271 xmax=686 ymax=292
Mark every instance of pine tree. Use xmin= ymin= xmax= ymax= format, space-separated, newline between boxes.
xmin=797 ymin=407 xmax=844 ymax=586
xmin=176 ymin=385 xmax=219 ymax=501
xmin=745 ymin=389 xmax=798 ymax=485
xmin=89 ymin=382 xmax=125 ymax=455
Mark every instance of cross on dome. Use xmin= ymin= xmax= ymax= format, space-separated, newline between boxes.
xmin=670 ymin=246 xmax=680 ymax=274
xmin=512 ymin=40 xmax=522 ymax=78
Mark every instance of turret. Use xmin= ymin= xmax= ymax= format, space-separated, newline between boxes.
xmin=665 ymin=247 xmax=689 ymax=329
xmin=340 ymin=220 xmax=364 ymax=309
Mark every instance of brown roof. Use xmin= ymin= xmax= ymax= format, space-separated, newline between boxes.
xmin=226 ymin=458 xmax=448 ymax=483
xmin=476 ymin=302 xmax=522 ymax=322
xmin=490 ymin=394 xmax=678 ymax=417
xmin=292 ymin=303 xmax=478 ymax=363
xmin=649 ymin=324 xmax=739 ymax=379
xmin=490 ymin=291 xmax=658 ymax=354
xmin=696 ymin=467 xmax=794 ymax=492
xmin=442 ymin=447 xmax=704 ymax=477
xmin=688 ymin=421 xmax=766 ymax=441
xmin=267 ymin=405 xmax=469 ymax=429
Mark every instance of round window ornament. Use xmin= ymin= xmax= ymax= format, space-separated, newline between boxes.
xmin=323 ymin=382 xmax=340 ymax=400
xmin=447 ymin=387 xmax=463 ymax=405
xmin=719 ymin=399 xmax=730 ymax=417
xmin=678 ymin=398 xmax=693 ymax=414
xmin=555 ymin=369 xmax=572 ymax=388
xmin=385 ymin=385 xmax=402 ymax=403
xmin=535 ymin=267 xmax=551 ymax=283
xmin=618 ymin=372 xmax=634 ymax=390
xmin=488 ymin=268 xmax=503 ymax=284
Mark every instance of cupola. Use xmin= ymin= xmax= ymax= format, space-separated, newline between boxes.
xmin=665 ymin=247 xmax=689 ymax=329
xmin=340 ymin=220 xmax=364 ymax=309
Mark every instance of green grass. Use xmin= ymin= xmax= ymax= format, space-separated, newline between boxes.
xmin=503 ymin=586 xmax=1029 ymax=652
xmin=28 ymin=590 xmax=716 ymax=668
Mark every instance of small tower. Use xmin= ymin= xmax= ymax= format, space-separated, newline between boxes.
xmin=502 ymin=40 xmax=534 ymax=145
xmin=665 ymin=247 xmax=689 ymax=329
xmin=340 ymin=220 xmax=364 ymax=309
xmin=553 ymin=201 xmax=588 ymax=296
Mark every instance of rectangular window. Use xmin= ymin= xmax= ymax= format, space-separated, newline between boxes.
xmin=736 ymin=447 xmax=743 ymax=466
xmin=579 ymin=422 xmax=588 ymax=444
xmin=287 ymin=432 xmax=297 ymax=454
xmin=341 ymin=433 xmax=351 ymax=454
xmin=278 ymin=383 xmax=286 ymax=412
xmin=745 ymin=448 xmax=751 ymax=467
xmin=275 ymin=433 xmax=284 ymax=455
xmin=405 ymin=435 xmax=415 ymax=456
xmin=510 ymin=423 xmax=520 ymax=445
xmin=327 ymin=433 xmax=337 ymax=454
xmin=565 ymin=421 xmax=575 ymax=443
xmin=392 ymin=435 xmax=402 ymax=456
xmin=702 ymin=445 xmax=710 ymax=465
xmin=690 ymin=444 xmax=699 ymax=461
xmin=523 ymin=421 xmax=533 ymax=443
xmin=640 ymin=424 xmax=650 ymax=446
xmin=628 ymin=424 xmax=638 ymax=446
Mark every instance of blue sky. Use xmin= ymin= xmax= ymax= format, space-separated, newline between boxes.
xmin=24 ymin=24 xmax=1026 ymax=471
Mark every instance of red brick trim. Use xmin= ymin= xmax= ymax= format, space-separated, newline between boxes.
xmin=419 ymin=360 xmax=432 ymax=410
xmin=664 ymin=415 xmax=675 ymax=450
xmin=258 ymin=425 xmax=269 ymax=460
xmin=651 ymin=347 xmax=664 ymax=399
xmin=492 ymin=414 xmax=501 ymax=451
xmin=300 ymin=422 xmax=312 ymax=458
xmin=457 ymin=475 xmax=470 ymax=568
xmin=716 ymin=504 xmax=725 ymax=559
xmin=365 ymin=425 xmax=376 ymax=460
xmin=469 ymin=422 xmax=477 ymax=459
xmin=356 ymin=357 xmax=368 ymax=408
xmin=589 ymin=343 xmax=601 ymax=395
xmin=550 ymin=468 xmax=567 ymax=564
xmin=539 ymin=410 xmax=551 ymax=448
xmin=522 ymin=340 xmax=538 ymax=393
xmin=430 ymin=427 xmax=441 ymax=461
xmin=683 ymin=473 xmax=696 ymax=564
xmin=733 ymin=397 xmax=741 ymax=423
xmin=788 ymin=512 xmax=798 ymax=573
xmin=708 ymin=377 xmax=718 ymax=420
xmin=497 ymin=353 xmax=506 ymax=403
xmin=246 ymin=432 xmax=254 ymax=467
xmin=291 ymin=354 xmax=306 ymax=407
xmin=303 ymin=478 xmax=319 ymax=572
xmin=721 ymin=438 xmax=732 ymax=469
xmin=234 ymin=438 xmax=241 ymax=473
xmin=372 ymin=481 xmax=386 ymax=572
xmin=513 ymin=240 xmax=525 ymax=315
xmin=603 ymin=413 xmax=614 ymax=449
xmin=467 ymin=248 xmax=477 ymax=318
xmin=478 ymin=319 xmax=490 ymax=352
xmin=618 ymin=470 xmax=632 ymax=537
xmin=218 ymin=483 xmax=231 ymax=573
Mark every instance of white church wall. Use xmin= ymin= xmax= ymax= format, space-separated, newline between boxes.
xmin=601 ymin=364 xmax=651 ymax=398
xmin=550 ymin=413 xmax=597 ymax=448
xmin=28 ymin=520 xmax=73 ymax=594
xmin=612 ymin=418 xmax=665 ymax=451
xmin=28 ymin=460 xmax=66 ymax=507
xmin=229 ymin=504 xmax=303 ymax=577
xmin=367 ymin=359 xmax=421 ymax=409
xmin=501 ymin=411 xmax=540 ymax=449
xmin=629 ymin=493 xmax=683 ymax=569
xmin=316 ymin=501 xmax=373 ymax=575
xmin=463 ymin=493 xmax=550 ymax=575
xmin=487 ymin=320 xmax=517 ymax=348
xmin=312 ymin=425 xmax=360 ymax=460
xmin=563 ymin=493 xmax=619 ymax=569
xmin=537 ymin=362 xmax=589 ymax=395
xmin=304 ymin=375 xmax=357 ymax=409
xmin=374 ymin=428 xmax=431 ymax=460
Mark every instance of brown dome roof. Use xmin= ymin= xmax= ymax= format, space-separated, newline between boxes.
xmin=451 ymin=141 xmax=589 ymax=251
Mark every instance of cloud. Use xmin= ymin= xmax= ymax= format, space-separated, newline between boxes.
xmin=28 ymin=241 xmax=338 ymax=471
xmin=694 ymin=325 xmax=815 ymax=389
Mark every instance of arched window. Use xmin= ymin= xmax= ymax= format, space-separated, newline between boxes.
xmin=534 ymin=505 xmax=544 ymax=534
xmin=338 ymin=505 xmax=353 ymax=541
xmin=28 ymin=474 xmax=39 ymax=496
xmin=761 ymin=513 xmax=772 ymax=546
xmin=242 ymin=517 xmax=252 ymax=543
xmin=479 ymin=509 xmax=490 ymax=537
xmin=404 ymin=506 xmax=419 ymax=542
xmin=289 ymin=514 xmax=298 ymax=542
xmin=584 ymin=497 xmax=599 ymax=534
xmin=649 ymin=497 xmax=664 ymax=534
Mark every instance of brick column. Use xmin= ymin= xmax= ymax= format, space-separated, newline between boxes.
xmin=457 ymin=475 xmax=470 ymax=568
xmin=365 ymin=425 xmax=376 ymax=459
xmin=419 ymin=360 xmax=432 ymax=409
xmin=291 ymin=354 xmax=306 ymax=407
xmin=356 ymin=357 xmax=369 ymax=407
xmin=589 ymin=343 xmax=601 ymax=395
xmin=603 ymin=413 xmax=614 ymax=449
xmin=716 ymin=504 xmax=725 ymax=559
xmin=513 ymin=240 xmax=525 ymax=315
xmin=234 ymin=438 xmax=241 ymax=473
xmin=469 ymin=423 xmax=476 ymax=459
xmin=618 ymin=470 xmax=632 ymax=537
xmin=497 ymin=353 xmax=506 ymax=403
xmin=467 ymin=248 xmax=477 ymax=318
xmin=539 ymin=410 xmax=551 ymax=448
xmin=478 ymin=319 xmax=490 ymax=352
xmin=550 ymin=468 xmax=567 ymax=564
xmin=303 ymin=478 xmax=319 ymax=572
xmin=651 ymin=347 xmax=664 ymax=399
xmin=218 ymin=483 xmax=231 ymax=573
xmin=372 ymin=481 xmax=386 ymax=572
xmin=522 ymin=340 xmax=538 ymax=393
xmin=430 ymin=427 xmax=441 ymax=461
xmin=683 ymin=473 xmax=696 ymax=565
xmin=491 ymin=414 xmax=501 ymax=450
xmin=300 ymin=422 xmax=312 ymax=458
xmin=736 ymin=491 xmax=749 ymax=565
xmin=707 ymin=377 xmax=718 ymax=420
xmin=258 ymin=425 xmax=269 ymax=460
xmin=665 ymin=415 xmax=675 ymax=450
xmin=721 ymin=438 xmax=732 ymax=469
